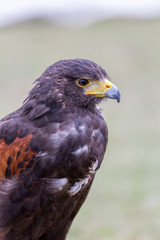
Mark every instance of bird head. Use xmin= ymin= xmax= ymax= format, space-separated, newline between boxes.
xmin=28 ymin=59 xmax=120 ymax=110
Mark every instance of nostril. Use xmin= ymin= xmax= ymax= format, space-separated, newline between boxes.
xmin=105 ymin=84 xmax=111 ymax=90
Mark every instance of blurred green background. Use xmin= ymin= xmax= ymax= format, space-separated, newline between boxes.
xmin=0 ymin=19 xmax=160 ymax=240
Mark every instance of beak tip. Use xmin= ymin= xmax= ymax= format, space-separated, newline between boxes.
xmin=116 ymin=90 xmax=121 ymax=103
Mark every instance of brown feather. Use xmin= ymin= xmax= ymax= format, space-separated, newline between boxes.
xmin=0 ymin=134 xmax=37 ymax=179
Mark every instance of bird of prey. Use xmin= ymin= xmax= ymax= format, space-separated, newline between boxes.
xmin=0 ymin=59 xmax=120 ymax=240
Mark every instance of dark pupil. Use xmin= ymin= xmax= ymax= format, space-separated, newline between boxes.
xmin=79 ymin=79 xmax=88 ymax=86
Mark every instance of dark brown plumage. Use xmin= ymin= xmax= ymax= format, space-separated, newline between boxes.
xmin=0 ymin=59 xmax=120 ymax=240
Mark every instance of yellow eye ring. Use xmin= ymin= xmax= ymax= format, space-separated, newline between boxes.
xmin=77 ymin=79 xmax=90 ymax=87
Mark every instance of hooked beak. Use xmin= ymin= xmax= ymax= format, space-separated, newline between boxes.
xmin=104 ymin=80 xmax=121 ymax=103
xmin=85 ymin=79 xmax=121 ymax=103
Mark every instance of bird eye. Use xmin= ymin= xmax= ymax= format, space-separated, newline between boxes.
xmin=77 ymin=79 xmax=90 ymax=87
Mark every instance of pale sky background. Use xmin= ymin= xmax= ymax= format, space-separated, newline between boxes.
xmin=0 ymin=0 xmax=160 ymax=27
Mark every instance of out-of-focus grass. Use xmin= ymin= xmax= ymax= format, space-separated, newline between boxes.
xmin=0 ymin=19 xmax=160 ymax=239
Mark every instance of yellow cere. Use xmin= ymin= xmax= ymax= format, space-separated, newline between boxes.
xmin=85 ymin=79 xmax=113 ymax=97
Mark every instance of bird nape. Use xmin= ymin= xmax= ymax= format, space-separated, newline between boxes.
xmin=0 ymin=59 xmax=120 ymax=240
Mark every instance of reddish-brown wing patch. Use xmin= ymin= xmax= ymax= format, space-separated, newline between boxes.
xmin=0 ymin=134 xmax=37 ymax=179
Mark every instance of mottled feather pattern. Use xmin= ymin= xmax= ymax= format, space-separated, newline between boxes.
xmin=0 ymin=119 xmax=38 ymax=179
xmin=0 ymin=59 xmax=112 ymax=240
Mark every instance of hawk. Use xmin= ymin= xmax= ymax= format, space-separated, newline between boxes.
xmin=0 ymin=59 xmax=120 ymax=240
